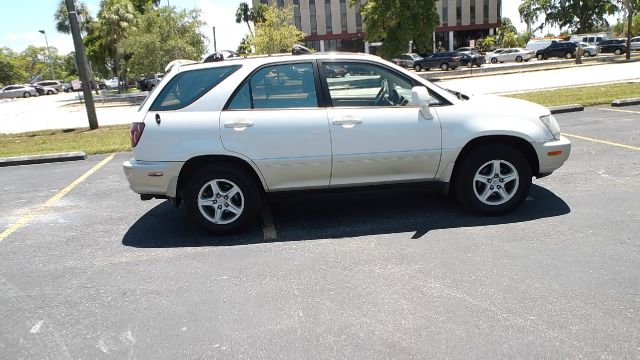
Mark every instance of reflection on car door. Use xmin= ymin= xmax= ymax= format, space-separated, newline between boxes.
xmin=220 ymin=62 xmax=332 ymax=190
xmin=319 ymin=61 xmax=442 ymax=187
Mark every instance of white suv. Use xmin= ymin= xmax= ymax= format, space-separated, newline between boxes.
xmin=123 ymin=53 xmax=570 ymax=234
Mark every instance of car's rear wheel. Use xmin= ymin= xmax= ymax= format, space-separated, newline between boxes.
xmin=583 ymin=51 xmax=591 ymax=57
xmin=536 ymin=54 xmax=544 ymax=60
xmin=490 ymin=57 xmax=498 ymax=64
xmin=46 ymin=90 xmax=54 ymax=95
xmin=414 ymin=64 xmax=422 ymax=72
xmin=614 ymin=48 xmax=622 ymax=55
xmin=454 ymin=144 xmax=532 ymax=215
xmin=184 ymin=165 xmax=260 ymax=234
xmin=23 ymin=92 xmax=31 ymax=98
xmin=565 ymin=52 xmax=573 ymax=59
xmin=515 ymin=56 xmax=523 ymax=62
xmin=440 ymin=63 xmax=449 ymax=71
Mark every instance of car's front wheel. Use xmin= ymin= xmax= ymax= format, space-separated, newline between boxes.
xmin=614 ymin=48 xmax=623 ymax=55
xmin=184 ymin=165 xmax=260 ymax=234
xmin=440 ymin=63 xmax=449 ymax=71
xmin=516 ymin=56 xmax=523 ymax=62
xmin=490 ymin=57 xmax=498 ymax=64
xmin=565 ymin=52 xmax=573 ymax=59
xmin=454 ymin=144 xmax=532 ymax=215
xmin=583 ymin=51 xmax=591 ymax=57
xmin=536 ymin=54 xmax=544 ymax=60
xmin=23 ymin=92 xmax=31 ymax=98
xmin=414 ymin=64 xmax=422 ymax=72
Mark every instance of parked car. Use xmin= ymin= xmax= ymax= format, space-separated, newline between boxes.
xmin=34 ymin=80 xmax=63 ymax=92
xmin=526 ymin=40 xmax=558 ymax=53
xmin=453 ymin=47 xmax=478 ymax=53
xmin=631 ymin=36 xmax=640 ymax=51
xmin=569 ymin=34 xmax=608 ymax=45
xmin=457 ymin=50 xmax=486 ymax=67
xmin=597 ymin=39 xmax=627 ymax=55
xmin=29 ymin=83 xmax=59 ymax=95
xmin=413 ymin=52 xmax=462 ymax=71
xmin=488 ymin=48 xmax=535 ymax=63
xmin=0 ymin=84 xmax=38 ymax=98
xmin=325 ymin=64 xmax=348 ymax=77
xmin=103 ymin=77 xmax=120 ymax=89
xmin=62 ymin=83 xmax=73 ymax=92
xmin=535 ymin=41 xmax=577 ymax=60
xmin=575 ymin=42 xmax=598 ymax=57
xmin=391 ymin=53 xmax=424 ymax=68
xmin=122 ymin=52 xmax=571 ymax=234
xmin=145 ymin=73 xmax=165 ymax=90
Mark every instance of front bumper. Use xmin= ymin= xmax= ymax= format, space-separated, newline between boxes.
xmin=122 ymin=159 xmax=184 ymax=198
xmin=532 ymin=135 xmax=571 ymax=176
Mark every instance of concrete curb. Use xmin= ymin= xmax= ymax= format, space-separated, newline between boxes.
xmin=611 ymin=98 xmax=640 ymax=107
xmin=0 ymin=152 xmax=87 ymax=167
xmin=549 ymin=104 xmax=585 ymax=114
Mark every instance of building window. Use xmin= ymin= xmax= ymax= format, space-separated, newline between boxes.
xmin=442 ymin=1 xmax=448 ymax=26
xmin=355 ymin=1 xmax=362 ymax=32
xmin=325 ymin=0 xmax=332 ymax=33
xmin=497 ymin=0 xmax=502 ymax=20
xmin=260 ymin=0 xmax=268 ymax=4
xmin=340 ymin=0 xmax=347 ymax=33
xmin=470 ymin=1 xmax=475 ymax=24
xmin=310 ymin=0 xmax=317 ymax=34
xmin=483 ymin=0 xmax=489 ymax=23
xmin=276 ymin=0 xmax=284 ymax=7
xmin=293 ymin=0 xmax=301 ymax=29
xmin=456 ymin=0 xmax=461 ymax=25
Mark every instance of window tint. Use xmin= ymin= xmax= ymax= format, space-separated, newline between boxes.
xmin=228 ymin=62 xmax=317 ymax=110
xmin=320 ymin=62 xmax=442 ymax=107
xmin=150 ymin=66 xmax=240 ymax=111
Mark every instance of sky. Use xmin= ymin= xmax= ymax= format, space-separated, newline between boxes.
xmin=0 ymin=0 xmax=529 ymax=56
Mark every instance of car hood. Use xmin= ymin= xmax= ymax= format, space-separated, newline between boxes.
xmin=458 ymin=94 xmax=550 ymax=117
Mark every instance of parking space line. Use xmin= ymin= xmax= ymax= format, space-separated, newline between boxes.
xmin=596 ymin=108 xmax=640 ymax=115
xmin=563 ymin=133 xmax=640 ymax=152
xmin=0 ymin=154 xmax=115 ymax=243
xmin=260 ymin=199 xmax=278 ymax=241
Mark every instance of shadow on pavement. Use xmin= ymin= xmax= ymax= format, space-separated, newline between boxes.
xmin=122 ymin=184 xmax=570 ymax=248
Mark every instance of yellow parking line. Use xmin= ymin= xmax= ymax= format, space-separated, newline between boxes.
xmin=0 ymin=154 xmax=115 ymax=242
xmin=596 ymin=108 xmax=640 ymax=115
xmin=563 ymin=133 xmax=640 ymax=152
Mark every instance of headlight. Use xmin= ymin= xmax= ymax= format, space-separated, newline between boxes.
xmin=540 ymin=115 xmax=561 ymax=140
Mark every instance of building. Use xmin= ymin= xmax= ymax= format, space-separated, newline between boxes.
xmin=253 ymin=0 xmax=501 ymax=53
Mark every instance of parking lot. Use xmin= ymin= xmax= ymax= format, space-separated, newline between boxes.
xmin=0 ymin=105 xmax=638 ymax=358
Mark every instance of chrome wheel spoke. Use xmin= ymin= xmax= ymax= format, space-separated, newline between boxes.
xmin=497 ymin=186 xmax=511 ymax=200
xmin=213 ymin=207 xmax=224 ymax=222
xmin=502 ymin=173 xmax=518 ymax=184
xmin=197 ymin=178 xmax=245 ymax=225
xmin=480 ymin=186 xmax=494 ymax=201
xmin=473 ymin=159 xmax=519 ymax=206
xmin=198 ymin=197 xmax=215 ymax=207
xmin=491 ymin=160 xmax=501 ymax=177
xmin=226 ymin=203 xmax=242 ymax=215
xmin=474 ymin=174 xmax=491 ymax=184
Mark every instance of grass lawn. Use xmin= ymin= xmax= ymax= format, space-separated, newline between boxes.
xmin=506 ymin=82 xmax=640 ymax=107
xmin=0 ymin=125 xmax=130 ymax=158
xmin=1 ymin=82 xmax=638 ymax=158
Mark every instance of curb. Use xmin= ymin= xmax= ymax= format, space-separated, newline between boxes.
xmin=549 ymin=104 xmax=584 ymax=114
xmin=0 ymin=152 xmax=87 ymax=167
xmin=611 ymin=97 xmax=640 ymax=107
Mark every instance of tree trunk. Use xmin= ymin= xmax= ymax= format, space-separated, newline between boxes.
xmin=626 ymin=4 xmax=633 ymax=60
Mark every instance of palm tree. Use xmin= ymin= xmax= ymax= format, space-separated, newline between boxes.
xmin=236 ymin=2 xmax=254 ymax=36
xmin=54 ymin=0 xmax=94 ymax=34
xmin=97 ymin=0 xmax=137 ymax=91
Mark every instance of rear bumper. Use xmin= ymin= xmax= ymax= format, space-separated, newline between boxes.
xmin=532 ymin=135 xmax=571 ymax=176
xmin=122 ymin=159 xmax=184 ymax=198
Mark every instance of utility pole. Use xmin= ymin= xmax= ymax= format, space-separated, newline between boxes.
xmin=38 ymin=30 xmax=56 ymax=80
xmin=65 ymin=0 xmax=98 ymax=130
xmin=212 ymin=26 xmax=217 ymax=52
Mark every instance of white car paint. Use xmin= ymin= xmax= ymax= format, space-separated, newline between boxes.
xmin=488 ymin=48 xmax=535 ymax=63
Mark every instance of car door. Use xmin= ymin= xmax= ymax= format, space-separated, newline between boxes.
xmin=318 ymin=60 xmax=442 ymax=187
xmin=220 ymin=61 xmax=332 ymax=191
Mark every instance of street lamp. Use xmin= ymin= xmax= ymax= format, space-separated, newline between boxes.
xmin=212 ymin=26 xmax=217 ymax=52
xmin=38 ymin=30 xmax=56 ymax=80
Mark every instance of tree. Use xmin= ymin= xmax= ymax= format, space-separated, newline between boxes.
xmin=500 ymin=32 xmax=519 ymax=48
xmin=130 ymin=0 xmax=160 ymax=14
xmin=97 ymin=0 xmax=137 ymax=91
xmin=477 ymin=36 xmax=496 ymax=52
xmin=236 ymin=35 xmax=253 ymax=56
xmin=525 ymin=0 xmax=619 ymax=34
xmin=620 ymin=0 xmax=639 ymax=59
xmin=123 ymin=7 xmax=206 ymax=75
xmin=496 ymin=17 xmax=517 ymax=45
xmin=236 ymin=2 xmax=254 ymax=36
xmin=252 ymin=5 xmax=304 ymax=55
xmin=0 ymin=47 xmax=26 ymax=86
xmin=356 ymin=0 xmax=439 ymax=57
xmin=519 ymin=0 xmax=540 ymax=36
xmin=54 ymin=0 xmax=93 ymax=34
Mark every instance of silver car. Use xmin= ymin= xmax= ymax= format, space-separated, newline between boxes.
xmin=577 ymin=42 xmax=598 ymax=57
xmin=0 ymin=85 xmax=38 ymax=99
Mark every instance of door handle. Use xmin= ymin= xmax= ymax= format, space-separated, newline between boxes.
xmin=224 ymin=120 xmax=254 ymax=130
xmin=332 ymin=117 xmax=363 ymax=126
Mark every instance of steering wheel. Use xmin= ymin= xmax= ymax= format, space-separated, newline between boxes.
xmin=374 ymin=79 xmax=389 ymax=106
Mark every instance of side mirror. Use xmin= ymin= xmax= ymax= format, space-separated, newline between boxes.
xmin=411 ymin=86 xmax=433 ymax=118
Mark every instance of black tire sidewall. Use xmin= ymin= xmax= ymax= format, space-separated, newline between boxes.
xmin=454 ymin=144 xmax=532 ymax=215
xmin=184 ymin=165 xmax=260 ymax=234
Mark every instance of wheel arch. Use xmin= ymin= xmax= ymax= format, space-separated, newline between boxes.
xmin=176 ymin=155 xmax=267 ymax=200
xmin=449 ymin=135 xmax=540 ymax=190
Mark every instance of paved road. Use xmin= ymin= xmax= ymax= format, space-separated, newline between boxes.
xmin=1 ymin=106 xmax=639 ymax=358
xmin=1 ymin=59 xmax=640 ymax=134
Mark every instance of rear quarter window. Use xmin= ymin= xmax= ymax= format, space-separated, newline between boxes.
xmin=150 ymin=65 xmax=240 ymax=111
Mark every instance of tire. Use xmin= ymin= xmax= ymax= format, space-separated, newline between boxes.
xmin=490 ymin=57 xmax=498 ymax=64
xmin=565 ymin=52 xmax=573 ymax=59
xmin=536 ymin=53 xmax=544 ymax=60
xmin=614 ymin=48 xmax=622 ymax=55
xmin=414 ymin=64 xmax=422 ymax=72
xmin=46 ymin=90 xmax=54 ymax=95
xmin=515 ymin=56 xmax=523 ymax=62
xmin=524 ymin=59 xmax=530 ymax=62
xmin=451 ymin=66 xmax=457 ymax=70
xmin=440 ymin=63 xmax=449 ymax=71
xmin=184 ymin=164 xmax=260 ymax=234
xmin=583 ymin=51 xmax=591 ymax=57
xmin=453 ymin=144 xmax=532 ymax=215
xmin=23 ymin=92 xmax=31 ymax=98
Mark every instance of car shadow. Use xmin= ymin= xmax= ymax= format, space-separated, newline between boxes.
xmin=122 ymin=184 xmax=570 ymax=248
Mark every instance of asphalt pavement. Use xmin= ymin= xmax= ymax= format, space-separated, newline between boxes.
xmin=1 ymin=106 xmax=639 ymax=358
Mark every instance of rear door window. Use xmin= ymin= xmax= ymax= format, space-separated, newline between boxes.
xmin=150 ymin=66 xmax=240 ymax=111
